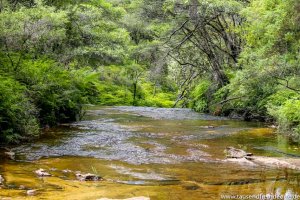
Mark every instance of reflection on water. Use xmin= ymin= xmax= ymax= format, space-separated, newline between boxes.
xmin=1 ymin=106 xmax=300 ymax=200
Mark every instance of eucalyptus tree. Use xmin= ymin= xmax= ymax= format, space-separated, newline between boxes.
xmin=0 ymin=3 xmax=68 ymax=72
xmin=160 ymin=0 xmax=247 ymax=107
xmin=227 ymin=0 xmax=300 ymax=126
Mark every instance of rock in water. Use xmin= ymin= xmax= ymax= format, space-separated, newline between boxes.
xmin=97 ymin=197 xmax=150 ymax=200
xmin=4 ymin=151 xmax=15 ymax=160
xmin=35 ymin=169 xmax=51 ymax=177
xmin=62 ymin=169 xmax=72 ymax=173
xmin=76 ymin=173 xmax=103 ymax=181
xmin=248 ymin=156 xmax=300 ymax=170
xmin=199 ymin=126 xmax=215 ymax=129
xmin=27 ymin=190 xmax=37 ymax=196
xmin=0 ymin=175 xmax=4 ymax=185
xmin=225 ymin=147 xmax=253 ymax=158
xmin=224 ymin=147 xmax=300 ymax=170
xmin=19 ymin=185 xmax=26 ymax=190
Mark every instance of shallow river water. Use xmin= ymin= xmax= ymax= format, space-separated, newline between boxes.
xmin=1 ymin=106 xmax=300 ymax=200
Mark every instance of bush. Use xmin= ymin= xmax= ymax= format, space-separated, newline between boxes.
xmin=189 ymin=80 xmax=210 ymax=112
xmin=97 ymin=82 xmax=133 ymax=105
xmin=96 ymin=66 xmax=176 ymax=107
xmin=18 ymin=59 xmax=102 ymax=126
xmin=135 ymin=82 xmax=175 ymax=107
xmin=0 ymin=59 xmax=100 ymax=143
xmin=267 ymin=91 xmax=300 ymax=135
xmin=0 ymin=75 xmax=39 ymax=143
xmin=138 ymin=93 xmax=175 ymax=108
xmin=15 ymin=59 xmax=88 ymax=125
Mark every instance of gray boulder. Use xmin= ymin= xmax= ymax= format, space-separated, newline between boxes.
xmin=76 ymin=173 xmax=103 ymax=181
xmin=225 ymin=147 xmax=253 ymax=158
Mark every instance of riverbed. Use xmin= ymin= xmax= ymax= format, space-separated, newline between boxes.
xmin=1 ymin=106 xmax=300 ymax=199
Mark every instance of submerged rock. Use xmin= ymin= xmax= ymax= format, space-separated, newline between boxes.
xmin=225 ymin=157 xmax=257 ymax=167
xmin=19 ymin=185 xmax=26 ymax=190
xmin=248 ymin=156 xmax=300 ymax=170
xmin=76 ymin=173 xmax=103 ymax=181
xmin=0 ymin=175 xmax=4 ymax=185
xmin=199 ymin=126 xmax=215 ymax=129
xmin=62 ymin=169 xmax=72 ymax=173
xmin=182 ymin=183 xmax=200 ymax=190
xmin=26 ymin=189 xmax=37 ymax=196
xmin=225 ymin=147 xmax=253 ymax=158
xmin=98 ymin=197 xmax=150 ymax=200
xmin=35 ymin=169 xmax=51 ymax=177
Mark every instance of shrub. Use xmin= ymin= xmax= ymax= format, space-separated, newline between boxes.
xmin=97 ymin=82 xmax=133 ymax=105
xmin=0 ymin=75 xmax=39 ymax=143
xmin=15 ymin=59 xmax=98 ymax=126
xmin=189 ymin=80 xmax=211 ymax=112
xmin=268 ymin=99 xmax=300 ymax=134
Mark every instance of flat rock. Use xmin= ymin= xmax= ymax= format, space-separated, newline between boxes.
xmin=249 ymin=156 xmax=300 ymax=170
xmin=224 ymin=148 xmax=300 ymax=170
xmin=76 ymin=173 xmax=103 ymax=181
xmin=27 ymin=189 xmax=37 ymax=196
xmin=97 ymin=197 xmax=150 ymax=200
xmin=35 ymin=169 xmax=51 ymax=177
xmin=225 ymin=147 xmax=253 ymax=158
xmin=226 ymin=157 xmax=257 ymax=167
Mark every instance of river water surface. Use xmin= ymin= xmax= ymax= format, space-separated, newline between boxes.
xmin=1 ymin=106 xmax=300 ymax=199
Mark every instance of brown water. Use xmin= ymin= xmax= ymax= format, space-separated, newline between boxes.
xmin=1 ymin=106 xmax=300 ymax=200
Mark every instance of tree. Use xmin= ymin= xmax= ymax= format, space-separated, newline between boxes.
xmin=0 ymin=4 xmax=68 ymax=71
xmin=226 ymin=0 xmax=300 ymax=126
xmin=164 ymin=0 xmax=246 ymax=88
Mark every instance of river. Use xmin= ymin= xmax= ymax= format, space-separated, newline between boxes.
xmin=1 ymin=106 xmax=300 ymax=199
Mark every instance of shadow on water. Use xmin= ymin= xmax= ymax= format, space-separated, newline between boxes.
xmin=1 ymin=106 xmax=300 ymax=199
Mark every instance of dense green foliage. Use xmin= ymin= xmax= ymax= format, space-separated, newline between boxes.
xmin=96 ymin=65 xmax=176 ymax=107
xmin=223 ymin=0 xmax=300 ymax=135
xmin=0 ymin=75 xmax=39 ymax=143
xmin=150 ymin=0 xmax=299 ymax=137
xmin=0 ymin=0 xmax=299 ymax=143
xmin=0 ymin=0 xmax=176 ymax=143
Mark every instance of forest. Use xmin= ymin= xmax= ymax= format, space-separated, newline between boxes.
xmin=0 ymin=0 xmax=299 ymax=143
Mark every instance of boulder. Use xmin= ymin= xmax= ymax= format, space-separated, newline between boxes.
xmin=76 ymin=173 xmax=103 ymax=181
xmin=225 ymin=147 xmax=253 ymax=158
xmin=4 ymin=151 xmax=15 ymax=160
xmin=35 ymin=169 xmax=51 ymax=177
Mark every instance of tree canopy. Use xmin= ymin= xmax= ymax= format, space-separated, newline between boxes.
xmin=0 ymin=0 xmax=299 ymax=143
